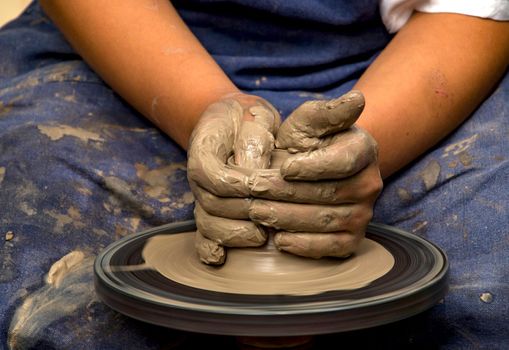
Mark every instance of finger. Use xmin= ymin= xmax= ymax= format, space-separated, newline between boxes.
xmin=187 ymin=99 xmax=250 ymax=197
xmin=274 ymin=231 xmax=365 ymax=259
xmin=276 ymin=90 xmax=365 ymax=151
xmin=248 ymin=164 xmax=382 ymax=204
xmin=190 ymin=181 xmax=250 ymax=219
xmin=249 ymin=199 xmax=353 ymax=232
xmin=280 ymin=127 xmax=378 ymax=180
xmin=194 ymin=202 xmax=267 ymax=247
xmin=234 ymin=97 xmax=280 ymax=169
xmin=234 ymin=120 xmax=274 ymax=169
xmin=195 ymin=231 xmax=226 ymax=265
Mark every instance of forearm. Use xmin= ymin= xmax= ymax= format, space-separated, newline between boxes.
xmin=355 ymin=12 xmax=509 ymax=178
xmin=39 ymin=0 xmax=239 ymax=149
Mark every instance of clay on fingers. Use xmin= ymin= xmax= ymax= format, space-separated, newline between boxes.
xmin=249 ymin=199 xmax=353 ymax=233
xmin=195 ymin=232 xmax=226 ymax=265
xmin=248 ymin=170 xmax=351 ymax=204
xmin=194 ymin=198 xmax=267 ymax=247
xmin=280 ymin=127 xmax=378 ymax=181
xmin=189 ymin=181 xmax=251 ymax=219
xmin=187 ymin=100 xmax=251 ymax=197
xmin=274 ymin=231 xmax=365 ymax=259
xmin=276 ymin=90 xmax=365 ymax=152
xmin=234 ymin=120 xmax=274 ymax=169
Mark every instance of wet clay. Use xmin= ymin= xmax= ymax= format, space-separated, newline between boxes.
xmin=141 ymin=231 xmax=394 ymax=296
xmin=187 ymin=96 xmax=280 ymax=264
xmin=275 ymin=90 xmax=364 ymax=152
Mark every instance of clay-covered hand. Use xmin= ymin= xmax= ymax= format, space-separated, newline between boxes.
xmin=248 ymin=90 xmax=383 ymax=259
xmin=187 ymin=93 xmax=280 ymax=265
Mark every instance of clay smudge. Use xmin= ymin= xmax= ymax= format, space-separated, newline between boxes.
xmin=475 ymin=197 xmax=505 ymax=214
xmin=297 ymin=92 xmax=326 ymax=99
xmin=421 ymin=160 xmax=441 ymax=191
xmin=100 ymin=175 xmax=154 ymax=218
xmin=115 ymin=223 xmax=130 ymax=239
xmin=19 ymin=202 xmax=37 ymax=216
xmin=412 ymin=220 xmax=428 ymax=234
xmin=441 ymin=134 xmax=478 ymax=158
xmin=37 ymin=124 xmax=104 ymax=143
xmin=0 ymin=101 xmax=13 ymax=117
xmin=480 ymin=292 xmax=494 ymax=304
xmin=448 ymin=160 xmax=458 ymax=168
xmin=8 ymin=251 xmax=95 ymax=350
xmin=76 ymin=185 xmax=92 ymax=197
xmin=254 ymin=76 xmax=267 ymax=87
xmin=0 ymin=166 xmax=5 ymax=184
xmin=458 ymin=151 xmax=473 ymax=167
xmin=45 ymin=207 xmax=86 ymax=234
xmin=129 ymin=217 xmax=141 ymax=232
xmin=5 ymin=231 xmax=14 ymax=241
xmin=150 ymin=96 xmax=163 ymax=125
xmin=54 ymin=91 xmax=77 ymax=103
xmin=135 ymin=162 xmax=187 ymax=199
xmin=16 ymin=180 xmax=38 ymax=199
xmin=46 ymin=251 xmax=85 ymax=288
xmin=0 ymin=238 xmax=16 ymax=282
xmin=98 ymin=123 xmax=153 ymax=134
xmin=160 ymin=192 xmax=194 ymax=214
xmin=92 ymin=228 xmax=108 ymax=237
xmin=0 ymin=62 xmax=79 ymax=96
xmin=397 ymin=188 xmax=411 ymax=202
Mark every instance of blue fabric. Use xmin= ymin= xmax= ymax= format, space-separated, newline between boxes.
xmin=1 ymin=1 xmax=507 ymax=349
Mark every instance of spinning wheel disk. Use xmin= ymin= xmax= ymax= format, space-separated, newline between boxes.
xmin=94 ymin=221 xmax=448 ymax=336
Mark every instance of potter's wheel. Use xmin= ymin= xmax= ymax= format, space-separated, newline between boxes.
xmin=94 ymin=220 xmax=448 ymax=336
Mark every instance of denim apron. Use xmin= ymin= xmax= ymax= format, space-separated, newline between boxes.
xmin=0 ymin=1 xmax=507 ymax=348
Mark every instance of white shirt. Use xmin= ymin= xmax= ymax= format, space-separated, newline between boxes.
xmin=380 ymin=0 xmax=509 ymax=33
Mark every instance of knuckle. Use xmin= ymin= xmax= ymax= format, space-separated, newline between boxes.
xmin=319 ymin=208 xmax=351 ymax=231
xmin=349 ymin=206 xmax=373 ymax=229
xmin=330 ymin=234 xmax=361 ymax=258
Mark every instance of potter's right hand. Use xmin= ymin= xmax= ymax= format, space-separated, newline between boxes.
xmin=248 ymin=90 xmax=383 ymax=259
xmin=187 ymin=93 xmax=280 ymax=265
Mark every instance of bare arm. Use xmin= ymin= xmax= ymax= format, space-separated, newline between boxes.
xmin=355 ymin=12 xmax=509 ymax=178
xmin=39 ymin=0 xmax=239 ymax=149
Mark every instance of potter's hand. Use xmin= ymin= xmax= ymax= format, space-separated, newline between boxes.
xmin=187 ymin=93 xmax=280 ymax=265
xmin=248 ymin=90 xmax=383 ymax=259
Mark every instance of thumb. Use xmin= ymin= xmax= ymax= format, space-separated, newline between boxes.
xmin=276 ymin=90 xmax=365 ymax=151
xmin=234 ymin=97 xmax=280 ymax=169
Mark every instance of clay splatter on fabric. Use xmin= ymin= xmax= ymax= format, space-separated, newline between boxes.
xmin=99 ymin=175 xmax=155 ymax=219
xmin=135 ymin=162 xmax=187 ymax=200
xmin=0 ymin=166 xmax=5 ymax=185
xmin=45 ymin=207 xmax=86 ymax=234
xmin=397 ymin=187 xmax=412 ymax=202
xmin=0 ymin=239 xmax=17 ymax=283
xmin=421 ymin=160 xmax=441 ymax=191
xmin=441 ymin=134 xmax=478 ymax=158
xmin=37 ymin=124 xmax=104 ymax=143
xmin=18 ymin=202 xmax=37 ymax=216
xmin=8 ymin=251 xmax=95 ymax=349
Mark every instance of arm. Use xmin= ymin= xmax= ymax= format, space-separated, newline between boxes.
xmin=355 ymin=12 xmax=509 ymax=178
xmin=39 ymin=0 xmax=239 ymax=149
xmin=40 ymin=0 xmax=283 ymax=265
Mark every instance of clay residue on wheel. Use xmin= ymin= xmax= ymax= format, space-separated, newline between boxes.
xmin=141 ymin=232 xmax=394 ymax=296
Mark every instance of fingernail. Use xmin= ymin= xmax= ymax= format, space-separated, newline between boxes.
xmin=273 ymin=233 xmax=289 ymax=249
xmin=249 ymin=202 xmax=277 ymax=226
xmin=280 ymin=159 xmax=299 ymax=179
xmin=248 ymin=225 xmax=268 ymax=245
xmin=248 ymin=173 xmax=271 ymax=195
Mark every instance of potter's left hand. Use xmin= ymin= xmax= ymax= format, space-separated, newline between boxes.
xmin=187 ymin=93 xmax=280 ymax=265
xmin=248 ymin=90 xmax=383 ymax=259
